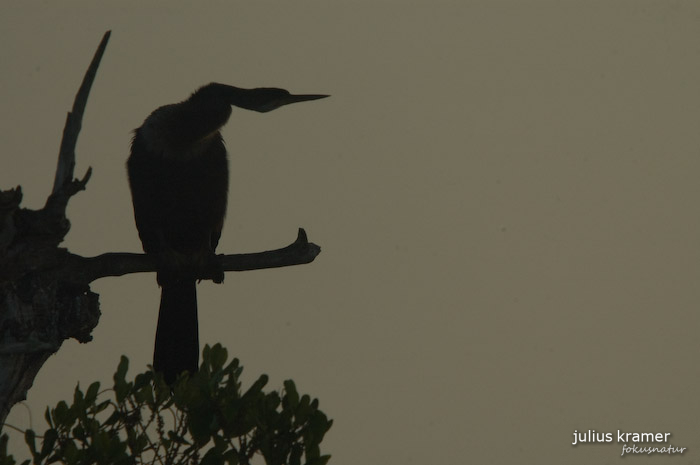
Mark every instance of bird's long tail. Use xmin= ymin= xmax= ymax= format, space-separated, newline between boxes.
xmin=153 ymin=280 xmax=198 ymax=384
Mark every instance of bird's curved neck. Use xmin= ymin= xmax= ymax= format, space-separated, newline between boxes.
xmin=139 ymin=95 xmax=232 ymax=158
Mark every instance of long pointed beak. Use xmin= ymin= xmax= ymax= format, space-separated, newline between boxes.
xmin=283 ymin=94 xmax=330 ymax=105
xmin=255 ymin=92 xmax=330 ymax=113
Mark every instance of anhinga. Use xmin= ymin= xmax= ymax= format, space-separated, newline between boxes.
xmin=127 ymin=83 xmax=328 ymax=383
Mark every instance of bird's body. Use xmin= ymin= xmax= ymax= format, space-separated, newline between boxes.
xmin=127 ymin=83 xmax=327 ymax=383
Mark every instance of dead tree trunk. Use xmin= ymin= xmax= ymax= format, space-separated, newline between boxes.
xmin=0 ymin=31 xmax=321 ymax=427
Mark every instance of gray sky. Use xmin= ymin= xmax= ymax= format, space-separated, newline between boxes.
xmin=3 ymin=1 xmax=700 ymax=463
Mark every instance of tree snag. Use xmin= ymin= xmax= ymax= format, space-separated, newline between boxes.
xmin=0 ymin=31 xmax=321 ymax=427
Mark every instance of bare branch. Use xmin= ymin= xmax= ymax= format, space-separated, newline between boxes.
xmin=50 ymin=30 xmax=110 ymax=196
xmin=219 ymin=228 xmax=320 ymax=271
xmin=64 ymin=228 xmax=321 ymax=285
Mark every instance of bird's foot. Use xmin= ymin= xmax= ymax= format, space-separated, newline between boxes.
xmin=199 ymin=255 xmax=224 ymax=284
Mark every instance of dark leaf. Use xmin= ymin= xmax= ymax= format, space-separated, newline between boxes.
xmin=305 ymin=455 xmax=331 ymax=465
xmin=40 ymin=429 xmax=57 ymax=460
xmin=223 ymin=449 xmax=239 ymax=465
xmin=85 ymin=382 xmax=100 ymax=405
xmin=201 ymin=447 xmax=224 ymax=465
xmin=283 ymin=380 xmax=299 ymax=410
xmin=113 ymin=356 xmax=130 ymax=403
xmin=23 ymin=431 xmax=36 ymax=458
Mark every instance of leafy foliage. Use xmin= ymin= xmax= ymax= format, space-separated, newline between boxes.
xmin=0 ymin=344 xmax=332 ymax=465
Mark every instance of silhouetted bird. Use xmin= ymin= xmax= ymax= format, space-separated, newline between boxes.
xmin=127 ymin=83 xmax=328 ymax=383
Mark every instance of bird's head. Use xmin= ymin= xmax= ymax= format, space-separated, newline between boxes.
xmin=239 ymin=87 xmax=329 ymax=113
xmin=190 ymin=83 xmax=329 ymax=113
